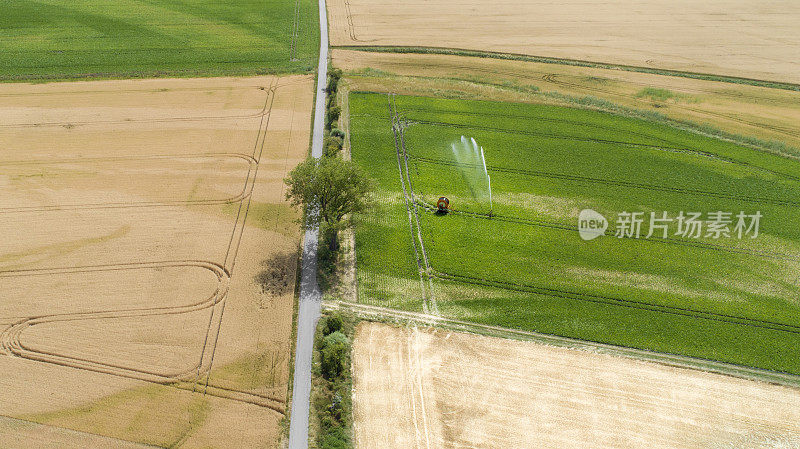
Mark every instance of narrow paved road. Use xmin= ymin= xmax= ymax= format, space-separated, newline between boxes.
xmin=287 ymin=0 xmax=328 ymax=446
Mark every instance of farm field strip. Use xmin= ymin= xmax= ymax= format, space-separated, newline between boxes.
xmin=351 ymin=91 xmax=800 ymax=374
xmin=390 ymin=109 xmax=800 ymax=184
xmin=0 ymin=415 xmax=157 ymax=449
xmin=333 ymin=50 xmax=800 ymax=152
xmin=0 ymin=154 xmax=257 ymax=212
xmin=388 ymin=95 xmax=439 ymax=314
xmin=406 ymin=154 xmax=800 ymax=208
xmin=539 ymin=73 xmax=800 ymax=142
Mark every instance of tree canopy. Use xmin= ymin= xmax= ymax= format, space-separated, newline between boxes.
xmin=284 ymin=156 xmax=372 ymax=240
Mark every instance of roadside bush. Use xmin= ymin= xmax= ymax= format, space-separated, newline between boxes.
xmin=326 ymin=106 xmax=341 ymax=130
xmin=311 ymin=312 xmax=354 ymax=449
xmin=328 ymin=68 xmax=343 ymax=84
xmin=320 ymin=331 xmax=350 ymax=380
xmin=322 ymin=313 xmax=343 ymax=336
xmin=330 ymin=128 xmax=345 ymax=139
xmin=324 ymin=135 xmax=343 ymax=157
xmin=326 ymin=76 xmax=338 ymax=95
xmin=319 ymin=425 xmax=348 ymax=449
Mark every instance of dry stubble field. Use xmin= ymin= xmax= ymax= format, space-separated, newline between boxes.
xmin=353 ymin=323 xmax=800 ymax=449
xmin=0 ymin=75 xmax=313 ymax=448
xmin=327 ymin=0 xmax=800 ymax=84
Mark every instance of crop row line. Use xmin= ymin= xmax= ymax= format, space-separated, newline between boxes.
xmin=410 ymin=194 xmax=800 ymax=264
xmin=395 ymin=105 xmax=680 ymax=146
xmin=432 ymin=270 xmax=800 ymax=335
xmin=406 ymin=117 xmax=800 ymax=182
xmin=407 ymin=153 xmax=800 ymax=207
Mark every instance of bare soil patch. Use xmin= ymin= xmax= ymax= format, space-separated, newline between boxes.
xmin=352 ymin=322 xmax=800 ymax=449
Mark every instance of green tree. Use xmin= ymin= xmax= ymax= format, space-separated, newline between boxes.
xmin=284 ymin=157 xmax=371 ymax=251
xmin=326 ymin=105 xmax=342 ymax=130
xmin=320 ymin=331 xmax=350 ymax=379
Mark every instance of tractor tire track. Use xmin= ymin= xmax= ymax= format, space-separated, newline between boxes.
xmin=0 ymin=260 xmax=229 ymax=381
xmin=201 ymin=79 xmax=278 ymax=393
xmin=0 ymin=153 xmax=258 ymax=214
xmin=407 ymin=153 xmax=800 ymax=207
xmin=289 ymin=0 xmax=302 ymax=61
xmin=389 ymin=94 xmax=435 ymax=313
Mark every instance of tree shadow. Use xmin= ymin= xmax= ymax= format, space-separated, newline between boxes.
xmin=254 ymin=251 xmax=299 ymax=300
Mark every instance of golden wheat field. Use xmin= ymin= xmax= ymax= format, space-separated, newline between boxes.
xmin=0 ymin=75 xmax=313 ymax=448
xmin=327 ymin=0 xmax=800 ymax=84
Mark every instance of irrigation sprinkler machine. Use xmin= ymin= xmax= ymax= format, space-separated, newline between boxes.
xmin=442 ymin=135 xmax=493 ymax=216
xmin=436 ymin=196 xmax=450 ymax=214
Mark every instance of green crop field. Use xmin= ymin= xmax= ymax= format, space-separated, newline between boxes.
xmin=349 ymin=92 xmax=800 ymax=375
xmin=0 ymin=0 xmax=319 ymax=81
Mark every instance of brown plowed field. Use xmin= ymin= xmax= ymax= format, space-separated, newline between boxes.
xmin=327 ymin=0 xmax=800 ymax=84
xmin=0 ymin=76 xmax=313 ymax=448
xmin=352 ymin=322 xmax=800 ymax=449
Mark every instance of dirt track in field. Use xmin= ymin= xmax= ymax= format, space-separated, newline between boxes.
xmin=327 ymin=0 xmax=800 ymax=85
xmin=333 ymin=50 xmax=800 ymax=150
xmin=352 ymin=322 xmax=800 ymax=449
xmin=0 ymin=76 xmax=313 ymax=448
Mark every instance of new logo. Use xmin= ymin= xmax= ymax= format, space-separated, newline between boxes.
xmin=578 ymin=209 xmax=607 ymax=241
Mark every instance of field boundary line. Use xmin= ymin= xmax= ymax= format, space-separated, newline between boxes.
xmin=330 ymin=46 xmax=800 ymax=91
xmin=325 ymin=301 xmax=800 ymax=389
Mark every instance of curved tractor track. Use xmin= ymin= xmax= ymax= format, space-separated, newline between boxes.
xmin=0 ymin=153 xmax=259 ymax=214
xmin=0 ymin=260 xmax=228 ymax=381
